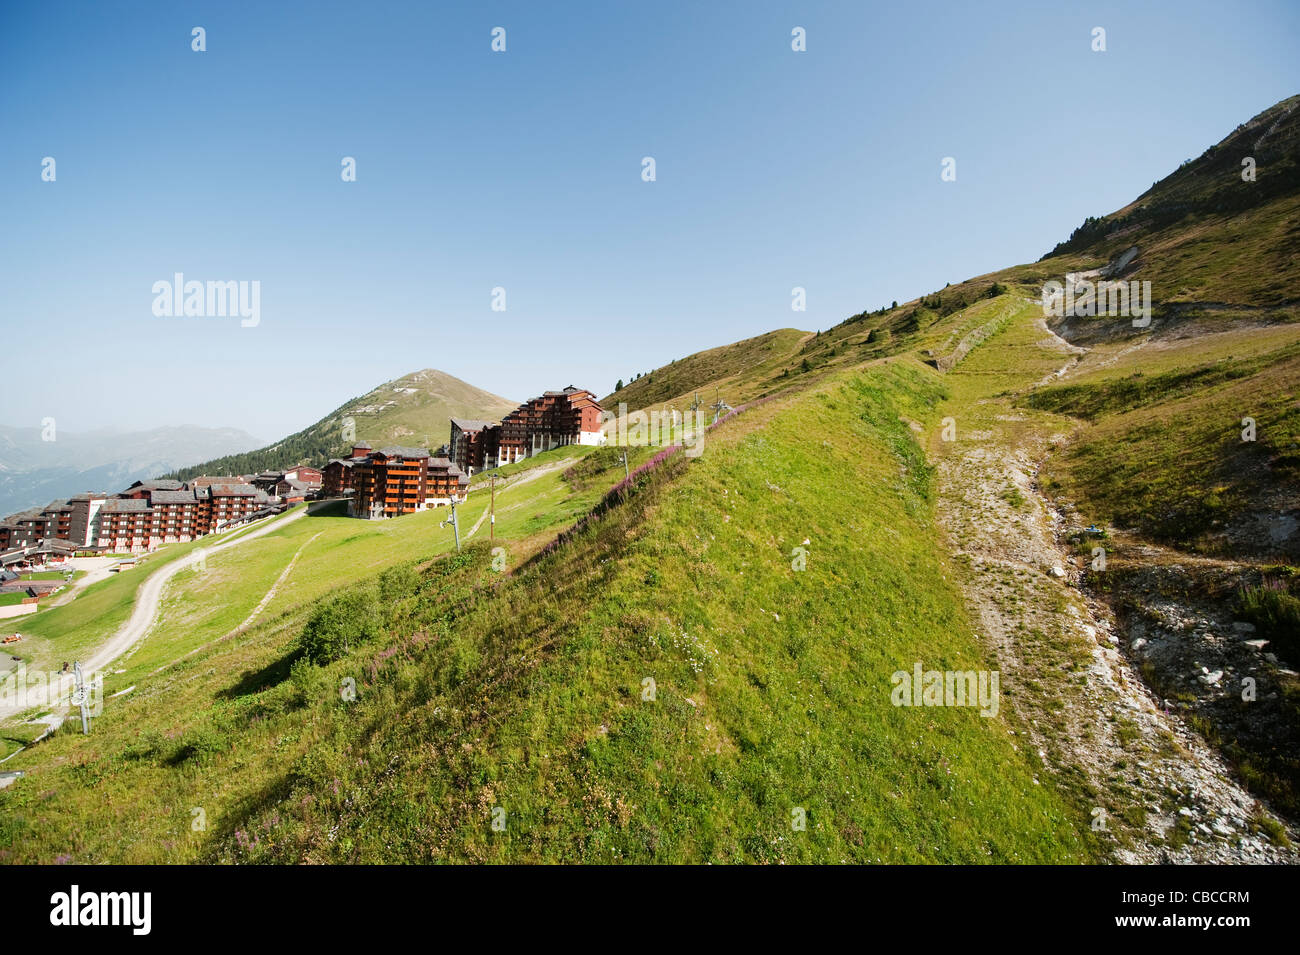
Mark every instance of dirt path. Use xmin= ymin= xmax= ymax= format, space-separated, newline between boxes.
xmin=148 ymin=529 xmax=321 ymax=677
xmin=463 ymin=456 xmax=579 ymax=541
xmin=0 ymin=508 xmax=306 ymax=720
xmin=43 ymin=557 xmax=117 ymax=608
xmin=935 ymin=311 xmax=1298 ymax=863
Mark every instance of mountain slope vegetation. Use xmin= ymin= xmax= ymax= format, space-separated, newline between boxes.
xmin=0 ymin=361 xmax=1098 ymax=863
xmin=164 ymin=369 xmax=517 ymax=481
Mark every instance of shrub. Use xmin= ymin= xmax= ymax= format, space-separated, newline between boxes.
xmin=299 ymin=586 xmax=384 ymax=664
xmin=167 ymin=726 xmax=225 ymax=765
xmin=563 ymin=446 xmax=623 ymax=488
xmin=289 ymin=656 xmax=328 ymax=705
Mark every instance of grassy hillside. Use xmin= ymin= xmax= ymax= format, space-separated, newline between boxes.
xmin=0 ymin=360 xmax=1099 ymax=863
xmin=164 ymin=369 xmax=518 ymax=481
xmin=1026 ymin=326 xmax=1300 ymax=551
xmin=1043 ymin=95 xmax=1300 ymax=307
xmin=601 ymin=329 xmax=809 ymax=411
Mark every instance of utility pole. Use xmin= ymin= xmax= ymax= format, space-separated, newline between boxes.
xmin=440 ymin=497 xmax=461 ymax=551
xmin=71 ymin=661 xmax=90 ymax=734
xmin=489 ymin=475 xmax=496 ymax=543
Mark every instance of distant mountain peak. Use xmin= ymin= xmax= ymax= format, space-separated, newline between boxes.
xmin=162 ymin=369 xmax=518 ymax=483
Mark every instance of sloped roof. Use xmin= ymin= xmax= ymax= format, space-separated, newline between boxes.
xmin=149 ymin=490 xmax=198 ymax=505
xmin=128 ymin=479 xmax=184 ymax=491
xmin=375 ymin=446 xmax=431 ymax=459
xmin=208 ymin=483 xmax=259 ymax=497
xmin=101 ymin=498 xmax=152 ymax=513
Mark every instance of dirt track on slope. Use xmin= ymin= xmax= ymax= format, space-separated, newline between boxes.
xmin=0 ymin=508 xmax=305 ymax=720
xmin=935 ymin=317 xmax=1298 ymax=863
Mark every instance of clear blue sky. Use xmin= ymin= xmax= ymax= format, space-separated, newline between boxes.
xmin=2 ymin=0 xmax=1297 ymax=442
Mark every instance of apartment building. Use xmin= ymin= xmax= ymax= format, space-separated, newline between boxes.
xmin=97 ymin=498 xmax=156 ymax=552
xmin=448 ymin=418 xmax=497 ymax=473
xmin=342 ymin=444 xmax=468 ymax=519
xmin=148 ymin=489 xmax=202 ymax=543
xmin=0 ymin=475 xmax=279 ymax=556
xmin=322 ymin=442 xmax=374 ymax=498
xmin=427 ymin=456 xmax=471 ymax=505
xmin=0 ymin=500 xmax=75 ymax=550
xmin=204 ymin=482 xmax=262 ymax=530
xmin=448 ymin=386 xmax=606 ymax=472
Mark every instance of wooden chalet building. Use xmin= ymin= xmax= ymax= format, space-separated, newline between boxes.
xmin=336 ymin=444 xmax=469 ymax=520
xmin=322 ymin=441 xmax=373 ymax=498
xmin=448 ymin=386 xmax=606 ymax=472
xmin=448 ymin=418 xmax=497 ymax=473
xmin=252 ymin=464 xmax=323 ymax=495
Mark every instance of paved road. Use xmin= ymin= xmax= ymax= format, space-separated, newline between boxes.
xmin=0 ymin=507 xmax=306 ymax=720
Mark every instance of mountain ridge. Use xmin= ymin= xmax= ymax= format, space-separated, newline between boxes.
xmin=162 ymin=368 xmax=518 ymax=482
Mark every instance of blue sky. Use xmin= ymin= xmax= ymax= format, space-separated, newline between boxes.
xmin=2 ymin=0 xmax=1297 ymax=443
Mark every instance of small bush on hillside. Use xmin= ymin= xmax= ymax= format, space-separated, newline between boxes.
xmin=988 ymin=282 xmax=1008 ymax=297
xmin=378 ymin=562 xmax=420 ymax=597
xmin=167 ymin=726 xmax=225 ymax=766
xmin=563 ymin=446 xmax=624 ymax=489
xmin=289 ymin=656 xmax=328 ymax=706
xmin=300 ymin=586 xmax=384 ymax=664
xmin=867 ymin=328 xmax=891 ymax=344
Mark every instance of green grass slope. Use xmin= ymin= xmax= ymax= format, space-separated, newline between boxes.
xmin=1044 ymin=94 xmax=1300 ymax=307
xmin=1026 ymin=326 xmax=1300 ymax=551
xmin=0 ymin=360 xmax=1098 ymax=863
xmin=601 ymin=328 xmax=809 ymax=410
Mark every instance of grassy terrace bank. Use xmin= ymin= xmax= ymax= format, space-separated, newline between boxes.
xmin=0 ymin=360 xmax=1096 ymax=863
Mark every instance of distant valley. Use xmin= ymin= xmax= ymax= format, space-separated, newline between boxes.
xmin=0 ymin=425 xmax=261 ymax=518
